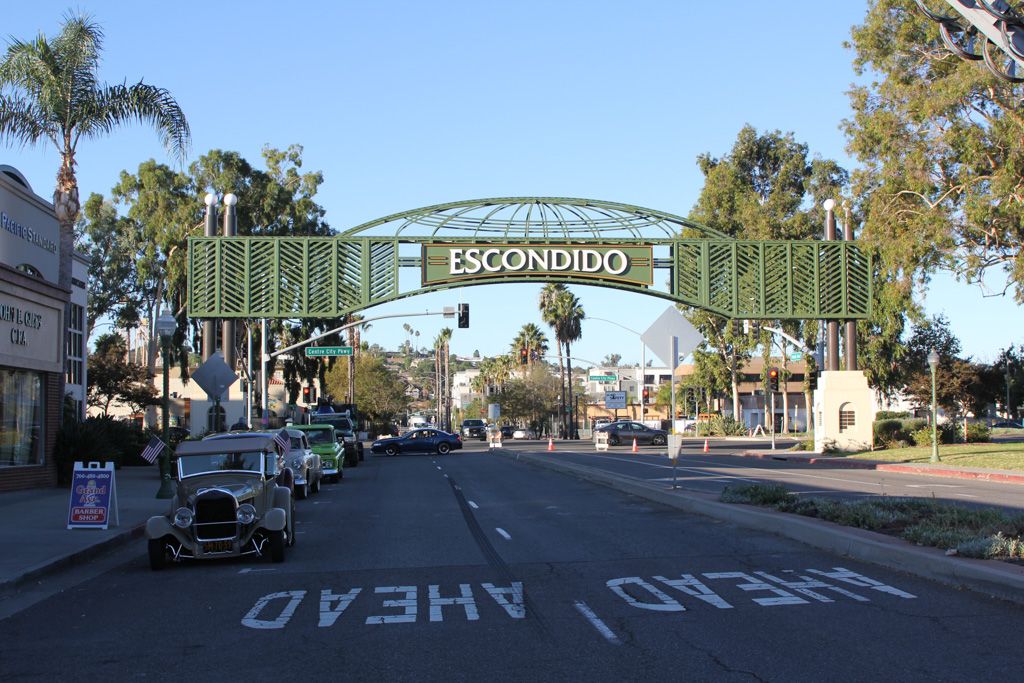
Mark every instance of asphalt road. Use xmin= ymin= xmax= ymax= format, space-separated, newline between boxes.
xmin=502 ymin=437 xmax=1024 ymax=512
xmin=1 ymin=443 xmax=1022 ymax=681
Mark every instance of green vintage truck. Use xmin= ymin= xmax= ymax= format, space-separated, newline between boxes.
xmin=292 ymin=424 xmax=345 ymax=483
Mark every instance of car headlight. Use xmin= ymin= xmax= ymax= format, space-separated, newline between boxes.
xmin=344 ymin=435 xmax=355 ymax=443
xmin=291 ymin=456 xmax=304 ymax=469
xmin=173 ymin=507 xmax=193 ymax=529
xmin=236 ymin=504 xmax=257 ymax=525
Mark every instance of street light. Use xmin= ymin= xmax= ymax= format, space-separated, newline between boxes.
xmin=156 ymin=308 xmax=177 ymax=498
xmin=928 ymin=349 xmax=940 ymax=464
xmin=587 ymin=316 xmax=647 ymax=426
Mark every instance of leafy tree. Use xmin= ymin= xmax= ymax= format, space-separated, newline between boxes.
xmin=494 ymin=366 xmax=561 ymax=431
xmin=87 ymin=333 xmax=158 ymax=415
xmin=324 ymin=352 xmax=409 ymax=427
xmin=844 ymin=0 xmax=1024 ymax=302
xmin=688 ymin=125 xmax=846 ymax=417
xmin=0 ymin=12 xmax=189 ymax=296
xmin=994 ymin=345 xmax=1024 ymax=420
xmin=602 ymin=353 xmax=622 ymax=367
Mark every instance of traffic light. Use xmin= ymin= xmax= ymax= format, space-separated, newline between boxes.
xmin=457 ymin=303 xmax=469 ymax=328
xmin=768 ymin=368 xmax=779 ymax=392
xmin=808 ymin=371 xmax=818 ymax=391
xmin=642 ymin=388 xmax=650 ymax=404
xmin=520 ymin=348 xmax=529 ymax=365
xmin=302 ymin=386 xmax=311 ymax=404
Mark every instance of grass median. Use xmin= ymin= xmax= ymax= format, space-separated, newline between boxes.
xmin=721 ymin=483 xmax=1024 ymax=562
xmin=839 ymin=441 xmax=1024 ymax=471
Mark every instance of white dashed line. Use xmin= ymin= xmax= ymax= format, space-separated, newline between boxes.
xmin=468 ymin=501 xmax=479 ymax=509
xmin=574 ymin=600 xmax=621 ymax=645
xmin=436 ymin=466 xmax=442 ymax=470
xmin=495 ymin=528 xmax=511 ymax=540
xmin=955 ymin=493 xmax=979 ymax=498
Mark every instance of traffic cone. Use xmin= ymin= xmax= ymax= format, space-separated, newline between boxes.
xmin=703 ymin=438 xmax=709 ymax=453
xmin=547 ymin=437 xmax=555 ymax=452
xmin=631 ymin=438 xmax=639 ymax=453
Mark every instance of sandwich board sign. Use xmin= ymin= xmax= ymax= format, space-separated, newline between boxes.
xmin=67 ymin=461 xmax=119 ymax=530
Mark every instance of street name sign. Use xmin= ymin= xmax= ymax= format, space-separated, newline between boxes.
xmin=589 ymin=374 xmax=617 ymax=382
xmin=305 ymin=346 xmax=354 ymax=357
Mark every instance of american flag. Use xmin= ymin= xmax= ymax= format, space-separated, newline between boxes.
xmin=273 ymin=429 xmax=291 ymax=456
xmin=140 ymin=436 xmax=166 ymax=464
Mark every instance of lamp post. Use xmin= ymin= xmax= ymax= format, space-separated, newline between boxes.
xmin=1006 ymin=364 xmax=1013 ymax=420
xmin=156 ymin=308 xmax=177 ymax=498
xmin=928 ymin=349 xmax=940 ymax=464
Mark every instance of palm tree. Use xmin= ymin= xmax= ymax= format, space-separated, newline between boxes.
xmin=552 ymin=290 xmax=585 ymax=437
xmin=539 ymin=284 xmax=568 ymax=433
xmin=512 ymin=323 xmax=548 ymax=366
xmin=433 ymin=328 xmax=453 ymax=430
xmin=0 ymin=13 xmax=190 ymax=293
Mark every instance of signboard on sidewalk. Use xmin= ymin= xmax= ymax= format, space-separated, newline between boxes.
xmin=66 ymin=461 xmax=119 ymax=530
xmin=604 ymin=391 xmax=627 ymax=409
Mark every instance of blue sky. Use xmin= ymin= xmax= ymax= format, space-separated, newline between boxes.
xmin=3 ymin=1 xmax=1021 ymax=366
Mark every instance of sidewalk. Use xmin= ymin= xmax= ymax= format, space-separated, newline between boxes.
xmin=733 ymin=449 xmax=1024 ymax=485
xmin=0 ymin=465 xmax=169 ymax=589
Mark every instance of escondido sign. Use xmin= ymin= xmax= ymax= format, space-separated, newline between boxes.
xmin=422 ymin=243 xmax=653 ymax=286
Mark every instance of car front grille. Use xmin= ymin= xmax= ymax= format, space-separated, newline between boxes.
xmin=194 ymin=490 xmax=239 ymax=541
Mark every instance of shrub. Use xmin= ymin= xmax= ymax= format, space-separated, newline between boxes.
xmin=965 ymin=422 xmax=990 ymax=443
xmin=874 ymin=419 xmax=908 ymax=449
xmin=54 ymin=418 xmax=116 ymax=484
xmin=876 ymin=411 xmax=912 ymax=420
xmin=697 ymin=415 xmax=749 ymax=437
xmin=720 ymin=483 xmax=793 ymax=506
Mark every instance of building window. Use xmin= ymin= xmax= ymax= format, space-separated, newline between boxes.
xmin=0 ymin=368 xmax=44 ymax=467
xmin=207 ymin=405 xmax=226 ymax=433
xmin=839 ymin=403 xmax=856 ymax=432
xmin=66 ymin=303 xmax=85 ymax=386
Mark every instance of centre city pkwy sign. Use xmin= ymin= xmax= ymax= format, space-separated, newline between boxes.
xmin=421 ymin=243 xmax=653 ymax=287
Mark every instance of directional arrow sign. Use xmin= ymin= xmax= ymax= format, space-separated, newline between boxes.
xmin=305 ymin=346 xmax=353 ymax=358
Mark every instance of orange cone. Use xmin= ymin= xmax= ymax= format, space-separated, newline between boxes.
xmin=703 ymin=438 xmax=709 ymax=453
xmin=631 ymin=438 xmax=639 ymax=453
xmin=547 ymin=437 xmax=555 ymax=452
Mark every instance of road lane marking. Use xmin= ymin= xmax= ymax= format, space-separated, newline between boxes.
xmin=905 ymin=484 xmax=961 ymax=488
xmin=955 ymin=493 xmax=979 ymax=498
xmin=468 ymin=500 xmax=479 ymax=509
xmin=495 ymin=528 xmax=511 ymax=540
xmin=574 ymin=600 xmax=621 ymax=645
xmin=238 ymin=568 xmax=277 ymax=574
xmin=436 ymin=466 xmax=442 ymax=470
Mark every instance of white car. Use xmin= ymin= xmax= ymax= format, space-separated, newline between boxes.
xmin=512 ymin=428 xmax=537 ymax=440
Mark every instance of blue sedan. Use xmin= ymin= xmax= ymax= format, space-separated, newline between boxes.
xmin=371 ymin=428 xmax=463 ymax=456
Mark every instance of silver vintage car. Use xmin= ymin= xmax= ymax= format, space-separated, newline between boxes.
xmin=146 ymin=434 xmax=296 ymax=569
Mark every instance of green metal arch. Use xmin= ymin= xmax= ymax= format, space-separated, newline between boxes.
xmin=340 ymin=196 xmax=731 ymax=240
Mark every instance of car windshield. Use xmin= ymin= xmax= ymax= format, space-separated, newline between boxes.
xmin=312 ymin=416 xmax=353 ymax=431
xmin=464 ymin=420 xmax=484 ymax=427
xmin=178 ymin=451 xmax=264 ymax=477
xmin=289 ymin=436 xmax=305 ymax=449
xmin=304 ymin=430 xmax=335 ymax=445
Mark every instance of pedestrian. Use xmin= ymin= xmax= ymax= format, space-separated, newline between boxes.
xmin=230 ymin=416 xmax=247 ymax=431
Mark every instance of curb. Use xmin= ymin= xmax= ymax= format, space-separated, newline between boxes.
xmin=496 ymin=449 xmax=1024 ymax=606
xmin=0 ymin=522 xmax=146 ymax=591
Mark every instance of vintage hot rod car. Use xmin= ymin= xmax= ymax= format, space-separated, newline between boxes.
xmin=146 ymin=434 xmax=296 ymax=569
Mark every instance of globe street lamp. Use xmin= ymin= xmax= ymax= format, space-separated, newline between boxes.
xmin=928 ymin=349 xmax=940 ymax=464
xmin=156 ymin=308 xmax=177 ymax=498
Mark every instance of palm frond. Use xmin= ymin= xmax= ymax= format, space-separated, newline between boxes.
xmin=0 ymin=96 xmax=49 ymax=148
xmin=91 ymin=82 xmax=191 ymax=161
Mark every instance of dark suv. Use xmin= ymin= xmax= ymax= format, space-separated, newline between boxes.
xmin=461 ymin=419 xmax=487 ymax=440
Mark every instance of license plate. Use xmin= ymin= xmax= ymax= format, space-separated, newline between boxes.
xmin=203 ymin=540 xmax=233 ymax=553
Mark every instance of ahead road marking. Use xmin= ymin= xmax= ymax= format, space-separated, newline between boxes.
xmin=495 ymin=528 xmax=511 ymax=540
xmin=574 ymin=600 xmax=621 ymax=645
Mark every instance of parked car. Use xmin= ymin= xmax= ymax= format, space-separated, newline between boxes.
xmin=462 ymin=418 xmax=488 ymax=440
xmin=310 ymin=412 xmax=363 ymax=467
xmin=293 ymin=424 xmax=345 ymax=483
xmin=145 ymin=434 xmax=296 ymax=569
xmin=499 ymin=425 xmax=515 ymax=438
xmin=371 ymin=428 xmax=463 ymax=455
xmin=594 ymin=421 xmax=668 ymax=446
xmin=990 ymin=420 xmax=1022 ymax=429
xmin=282 ymin=428 xmax=322 ymax=499
xmin=512 ymin=427 xmax=537 ymax=440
